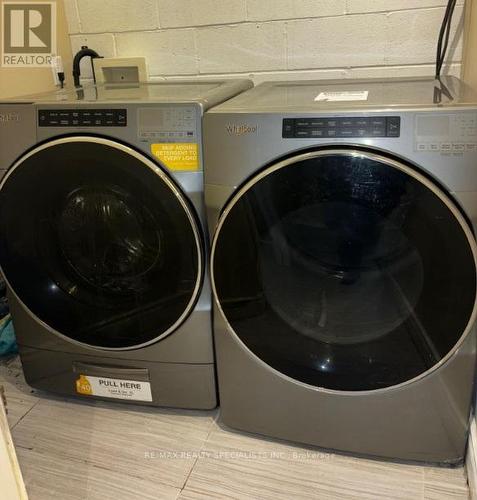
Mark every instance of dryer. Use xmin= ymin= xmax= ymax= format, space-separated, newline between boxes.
xmin=0 ymin=79 xmax=252 ymax=409
xmin=204 ymin=77 xmax=477 ymax=462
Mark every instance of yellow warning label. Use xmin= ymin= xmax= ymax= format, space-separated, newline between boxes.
xmin=151 ymin=143 xmax=199 ymax=171
xmin=76 ymin=375 xmax=93 ymax=395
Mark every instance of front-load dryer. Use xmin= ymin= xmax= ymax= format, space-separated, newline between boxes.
xmin=204 ymin=77 xmax=477 ymax=462
xmin=0 ymin=79 xmax=252 ymax=409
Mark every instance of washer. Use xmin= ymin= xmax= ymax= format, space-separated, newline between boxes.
xmin=204 ymin=76 xmax=477 ymax=462
xmin=0 ymin=79 xmax=252 ymax=409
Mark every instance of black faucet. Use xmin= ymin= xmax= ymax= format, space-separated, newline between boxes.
xmin=72 ymin=46 xmax=101 ymax=88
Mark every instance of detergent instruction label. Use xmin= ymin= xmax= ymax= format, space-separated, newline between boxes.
xmin=76 ymin=375 xmax=152 ymax=402
xmin=314 ymin=91 xmax=369 ymax=102
xmin=151 ymin=143 xmax=199 ymax=171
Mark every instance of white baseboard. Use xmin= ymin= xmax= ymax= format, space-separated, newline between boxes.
xmin=0 ymin=387 xmax=28 ymax=500
xmin=467 ymin=419 xmax=477 ymax=500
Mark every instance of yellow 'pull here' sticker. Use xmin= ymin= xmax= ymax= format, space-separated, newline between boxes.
xmin=151 ymin=143 xmax=199 ymax=171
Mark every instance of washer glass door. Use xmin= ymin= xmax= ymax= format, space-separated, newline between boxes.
xmin=212 ymin=150 xmax=477 ymax=391
xmin=0 ymin=137 xmax=202 ymax=349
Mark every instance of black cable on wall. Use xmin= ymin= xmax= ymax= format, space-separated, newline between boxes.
xmin=435 ymin=0 xmax=458 ymax=79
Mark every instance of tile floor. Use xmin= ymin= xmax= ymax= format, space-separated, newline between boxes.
xmin=0 ymin=356 xmax=470 ymax=500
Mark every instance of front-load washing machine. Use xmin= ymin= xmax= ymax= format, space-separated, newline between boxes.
xmin=204 ymin=76 xmax=477 ymax=462
xmin=0 ymin=79 xmax=252 ymax=409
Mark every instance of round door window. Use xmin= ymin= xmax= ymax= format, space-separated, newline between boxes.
xmin=212 ymin=150 xmax=477 ymax=391
xmin=0 ymin=137 xmax=203 ymax=349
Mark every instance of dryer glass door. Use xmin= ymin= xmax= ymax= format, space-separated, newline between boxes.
xmin=0 ymin=137 xmax=203 ymax=349
xmin=212 ymin=149 xmax=477 ymax=391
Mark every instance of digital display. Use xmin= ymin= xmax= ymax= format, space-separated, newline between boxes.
xmin=416 ymin=115 xmax=450 ymax=137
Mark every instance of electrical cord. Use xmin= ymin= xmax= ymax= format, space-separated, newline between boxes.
xmin=435 ymin=0 xmax=458 ymax=79
xmin=58 ymin=72 xmax=65 ymax=88
xmin=435 ymin=2 xmax=452 ymax=77
xmin=438 ymin=2 xmax=454 ymax=76
xmin=438 ymin=0 xmax=457 ymax=76
xmin=51 ymin=55 xmax=65 ymax=88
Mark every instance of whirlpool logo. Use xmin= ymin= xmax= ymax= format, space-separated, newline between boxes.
xmin=1 ymin=1 xmax=57 ymax=67
xmin=226 ymin=124 xmax=258 ymax=136
xmin=0 ymin=112 xmax=20 ymax=123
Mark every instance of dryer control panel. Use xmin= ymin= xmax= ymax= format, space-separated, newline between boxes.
xmin=282 ymin=116 xmax=400 ymax=139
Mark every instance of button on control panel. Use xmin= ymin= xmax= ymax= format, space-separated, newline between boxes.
xmin=38 ymin=109 xmax=127 ymax=127
xmin=283 ymin=116 xmax=400 ymax=139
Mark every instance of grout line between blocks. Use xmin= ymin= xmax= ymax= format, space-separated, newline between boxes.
xmin=67 ymin=5 xmax=457 ymax=37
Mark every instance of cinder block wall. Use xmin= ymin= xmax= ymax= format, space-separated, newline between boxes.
xmin=64 ymin=0 xmax=465 ymax=83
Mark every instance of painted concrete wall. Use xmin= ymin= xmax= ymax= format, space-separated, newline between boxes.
xmin=63 ymin=0 xmax=465 ymax=84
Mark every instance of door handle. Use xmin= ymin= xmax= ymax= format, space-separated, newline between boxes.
xmin=72 ymin=361 xmax=150 ymax=381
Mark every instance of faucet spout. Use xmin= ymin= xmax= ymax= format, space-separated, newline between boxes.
xmin=72 ymin=46 xmax=101 ymax=88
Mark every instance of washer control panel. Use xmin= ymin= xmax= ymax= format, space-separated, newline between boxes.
xmin=138 ymin=106 xmax=196 ymax=141
xmin=282 ymin=116 xmax=400 ymax=139
xmin=38 ymin=109 xmax=127 ymax=127
xmin=415 ymin=113 xmax=477 ymax=153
